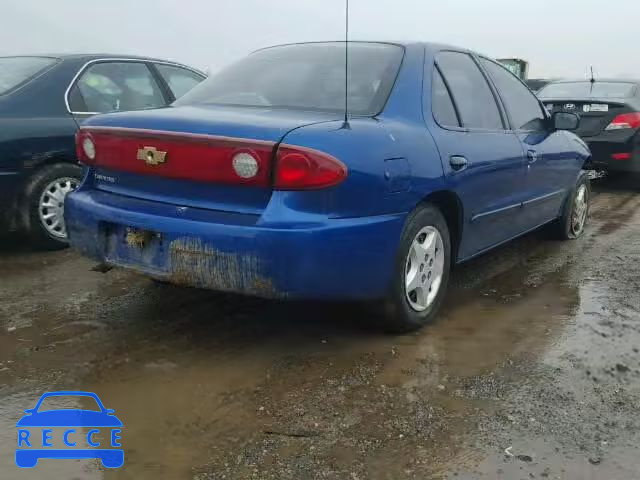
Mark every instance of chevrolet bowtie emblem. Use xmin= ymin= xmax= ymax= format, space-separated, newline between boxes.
xmin=137 ymin=146 xmax=167 ymax=166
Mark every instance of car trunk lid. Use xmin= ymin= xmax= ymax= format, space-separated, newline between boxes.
xmin=79 ymin=105 xmax=341 ymax=214
xmin=543 ymin=98 xmax=632 ymax=137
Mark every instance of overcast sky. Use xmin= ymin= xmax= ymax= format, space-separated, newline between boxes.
xmin=1 ymin=0 xmax=638 ymax=79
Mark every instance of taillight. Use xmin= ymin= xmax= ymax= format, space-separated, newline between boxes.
xmin=76 ymin=131 xmax=96 ymax=165
xmin=605 ymin=112 xmax=640 ymax=131
xmin=274 ymin=145 xmax=347 ymax=190
xmin=611 ymin=152 xmax=631 ymax=160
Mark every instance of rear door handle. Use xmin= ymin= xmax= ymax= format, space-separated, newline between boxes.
xmin=449 ymin=155 xmax=468 ymax=171
xmin=527 ymin=150 xmax=538 ymax=164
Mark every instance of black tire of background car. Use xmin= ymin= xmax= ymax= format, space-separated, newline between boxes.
xmin=554 ymin=173 xmax=591 ymax=240
xmin=24 ymin=163 xmax=83 ymax=250
xmin=383 ymin=203 xmax=452 ymax=333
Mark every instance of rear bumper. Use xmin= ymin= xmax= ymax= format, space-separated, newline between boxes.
xmin=65 ymin=189 xmax=405 ymax=300
xmin=584 ymin=130 xmax=640 ymax=172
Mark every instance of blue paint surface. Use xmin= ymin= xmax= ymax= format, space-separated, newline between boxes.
xmin=66 ymin=42 xmax=590 ymax=300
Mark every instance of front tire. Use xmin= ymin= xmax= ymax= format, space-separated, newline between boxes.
xmin=383 ymin=204 xmax=452 ymax=333
xmin=555 ymin=173 xmax=590 ymax=240
xmin=24 ymin=163 xmax=83 ymax=250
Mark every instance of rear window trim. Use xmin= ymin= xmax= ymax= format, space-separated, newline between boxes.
xmin=430 ymin=63 xmax=464 ymax=131
xmin=0 ymin=56 xmax=61 ymax=97
xmin=65 ymin=58 xmax=206 ymax=115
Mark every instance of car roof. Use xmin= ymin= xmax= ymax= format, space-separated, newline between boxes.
xmin=252 ymin=41 xmax=503 ymax=66
xmin=0 ymin=53 xmax=205 ymax=74
xmin=2 ymin=53 xmax=166 ymax=61
xmin=253 ymin=40 xmax=471 ymax=52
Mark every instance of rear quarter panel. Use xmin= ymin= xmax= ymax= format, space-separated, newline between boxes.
xmin=274 ymin=44 xmax=446 ymax=220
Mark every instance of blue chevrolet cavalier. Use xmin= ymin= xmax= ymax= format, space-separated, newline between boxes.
xmin=66 ymin=42 xmax=591 ymax=331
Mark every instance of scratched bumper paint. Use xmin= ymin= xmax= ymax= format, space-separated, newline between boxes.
xmin=168 ymin=238 xmax=275 ymax=297
xmin=64 ymin=189 xmax=405 ymax=300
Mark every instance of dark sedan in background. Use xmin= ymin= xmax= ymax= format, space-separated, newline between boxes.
xmin=0 ymin=54 xmax=205 ymax=248
xmin=538 ymin=79 xmax=640 ymax=175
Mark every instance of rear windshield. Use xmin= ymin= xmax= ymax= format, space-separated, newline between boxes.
xmin=0 ymin=56 xmax=57 ymax=95
xmin=538 ymin=81 xmax=636 ymax=99
xmin=174 ymin=43 xmax=404 ymax=115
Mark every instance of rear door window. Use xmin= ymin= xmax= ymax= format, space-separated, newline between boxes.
xmin=68 ymin=62 xmax=166 ymax=113
xmin=480 ymin=58 xmax=546 ymax=131
xmin=0 ymin=56 xmax=57 ymax=95
xmin=155 ymin=64 xmax=204 ymax=99
xmin=432 ymin=68 xmax=460 ymax=128
xmin=436 ymin=52 xmax=503 ymax=130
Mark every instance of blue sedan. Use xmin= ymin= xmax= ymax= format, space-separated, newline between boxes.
xmin=66 ymin=42 xmax=591 ymax=331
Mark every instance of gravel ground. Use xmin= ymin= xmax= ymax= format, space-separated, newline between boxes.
xmin=0 ymin=179 xmax=639 ymax=480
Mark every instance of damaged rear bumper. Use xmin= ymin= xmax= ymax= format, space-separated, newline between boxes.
xmin=65 ymin=189 xmax=405 ymax=300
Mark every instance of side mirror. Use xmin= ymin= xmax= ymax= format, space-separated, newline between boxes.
xmin=105 ymin=409 xmax=115 ymax=415
xmin=23 ymin=409 xmax=35 ymax=415
xmin=553 ymin=112 xmax=580 ymax=131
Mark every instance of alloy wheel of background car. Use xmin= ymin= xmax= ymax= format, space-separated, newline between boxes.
xmin=38 ymin=177 xmax=79 ymax=239
xmin=25 ymin=163 xmax=83 ymax=250
xmin=571 ymin=184 xmax=588 ymax=236
xmin=404 ymin=226 xmax=445 ymax=312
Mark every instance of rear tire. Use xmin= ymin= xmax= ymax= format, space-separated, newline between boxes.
xmin=383 ymin=204 xmax=452 ymax=333
xmin=24 ymin=163 xmax=83 ymax=250
xmin=554 ymin=173 xmax=590 ymax=240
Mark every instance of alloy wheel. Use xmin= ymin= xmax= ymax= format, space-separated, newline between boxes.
xmin=404 ymin=226 xmax=445 ymax=312
xmin=571 ymin=184 xmax=588 ymax=236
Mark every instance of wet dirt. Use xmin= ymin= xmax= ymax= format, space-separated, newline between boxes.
xmin=1 ymin=180 xmax=639 ymax=479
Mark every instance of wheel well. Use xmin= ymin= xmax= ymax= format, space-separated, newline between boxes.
xmin=421 ymin=190 xmax=463 ymax=263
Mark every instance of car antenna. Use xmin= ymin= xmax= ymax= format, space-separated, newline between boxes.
xmin=341 ymin=0 xmax=351 ymax=130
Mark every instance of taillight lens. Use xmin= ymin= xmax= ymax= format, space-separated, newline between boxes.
xmin=76 ymin=131 xmax=96 ymax=165
xmin=605 ymin=112 xmax=640 ymax=131
xmin=232 ymin=152 xmax=260 ymax=179
xmin=611 ymin=152 xmax=631 ymax=160
xmin=274 ymin=145 xmax=347 ymax=190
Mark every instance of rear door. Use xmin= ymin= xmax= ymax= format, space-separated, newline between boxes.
xmin=479 ymin=57 xmax=575 ymax=228
xmin=428 ymin=51 xmax=527 ymax=259
xmin=67 ymin=60 xmax=169 ymax=125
